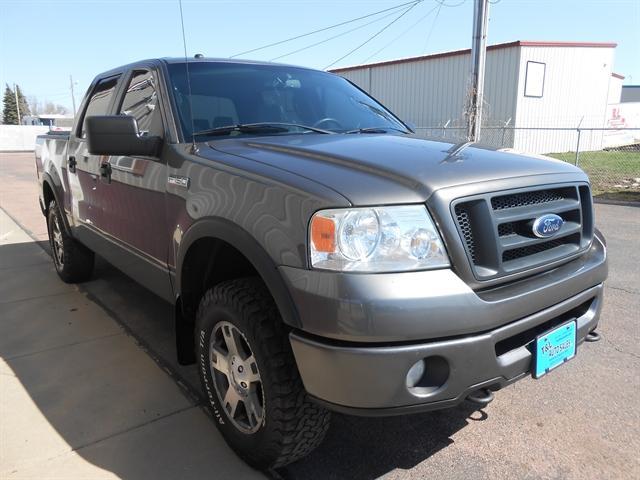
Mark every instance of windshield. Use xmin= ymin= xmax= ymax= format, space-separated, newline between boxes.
xmin=167 ymin=62 xmax=409 ymax=140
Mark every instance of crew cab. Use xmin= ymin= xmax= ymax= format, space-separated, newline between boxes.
xmin=35 ymin=57 xmax=608 ymax=469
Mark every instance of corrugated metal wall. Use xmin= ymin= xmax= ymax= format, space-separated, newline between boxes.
xmin=335 ymin=46 xmax=520 ymax=131
xmin=513 ymin=46 xmax=615 ymax=153
xmin=335 ymin=44 xmax=618 ymax=153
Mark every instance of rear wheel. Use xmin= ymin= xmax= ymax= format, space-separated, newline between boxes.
xmin=196 ymin=277 xmax=330 ymax=469
xmin=47 ymin=200 xmax=94 ymax=283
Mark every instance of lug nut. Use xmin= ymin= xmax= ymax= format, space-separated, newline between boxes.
xmin=238 ymin=365 xmax=244 ymax=373
xmin=241 ymin=381 xmax=248 ymax=388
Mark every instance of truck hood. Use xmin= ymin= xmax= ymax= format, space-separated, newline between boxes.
xmin=205 ymin=134 xmax=585 ymax=205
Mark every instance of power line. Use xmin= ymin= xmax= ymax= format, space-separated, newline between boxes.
xmin=422 ymin=1 xmax=443 ymax=53
xmin=435 ymin=0 xmax=467 ymax=6
xmin=324 ymin=2 xmax=421 ymax=70
xmin=270 ymin=8 xmax=403 ymax=61
xmin=230 ymin=0 xmax=422 ymax=58
xmin=362 ymin=2 xmax=441 ymax=63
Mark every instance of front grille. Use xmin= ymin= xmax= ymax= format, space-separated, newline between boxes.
xmin=452 ymin=184 xmax=593 ymax=280
xmin=491 ymin=188 xmax=572 ymax=210
xmin=455 ymin=205 xmax=477 ymax=263
xmin=501 ymin=234 xmax=580 ymax=262
xmin=498 ymin=222 xmax=516 ymax=237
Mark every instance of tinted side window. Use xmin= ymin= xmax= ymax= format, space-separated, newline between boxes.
xmin=81 ymin=76 xmax=119 ymax=138
xmin=119 ymin=70 xmax=163 ymax=137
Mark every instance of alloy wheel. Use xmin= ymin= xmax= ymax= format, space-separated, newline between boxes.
xmin=209 ymin=321 xmax=264 ymax=434
xmin=51 ymin=215 xmax=64 ymax=267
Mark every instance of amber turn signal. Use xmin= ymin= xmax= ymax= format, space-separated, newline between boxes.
xmin=310 ymin=216 xmax=336 ymax=253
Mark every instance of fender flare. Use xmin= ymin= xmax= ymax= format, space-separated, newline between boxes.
xmin=41 ymin=171 xmax=72 ymax=235
xmin=175 ymin=217 xmax=301 ymax=329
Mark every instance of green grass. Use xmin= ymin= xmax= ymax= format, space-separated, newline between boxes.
xmin=548 ymin=150 xmax=640 ymax=201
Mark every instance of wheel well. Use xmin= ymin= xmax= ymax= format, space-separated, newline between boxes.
xmin=181 ymin=237 xmax=259 ymax=320
xmin=43 ymin=181 xmax=55 ymax=214
xmin=176 ymin=237 xmax=260 ymax=365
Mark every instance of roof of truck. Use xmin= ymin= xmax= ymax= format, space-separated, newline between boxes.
xmin=161 ymin=57 xmax=298 ymax=66
xmin=94 ymin=57 xmax=318 ymax=80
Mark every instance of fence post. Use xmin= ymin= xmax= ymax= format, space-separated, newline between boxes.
xmin=501 ymin=118 xmax=511 ymax=147
xmin=574 ymin=117 xmax=584 ymax=166
xmin=442 ymin=119 xmax=450 ymax=140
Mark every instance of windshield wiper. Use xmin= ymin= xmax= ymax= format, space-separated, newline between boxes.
xmin=356 ymin=101 xmax=397 ymax=122
xmin=193 ymin=122 xmax=333 ymax=137
xmin=346 ymin=126 xmax=410 ymax=134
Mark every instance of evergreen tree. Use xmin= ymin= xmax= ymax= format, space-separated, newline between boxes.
xmin=2 ymin=84 xmax=18 ymax=125
xmin=2 ymin=84 xmax=31 ymax=124
xmin=16 ymin=85 xmax=31 ymax=119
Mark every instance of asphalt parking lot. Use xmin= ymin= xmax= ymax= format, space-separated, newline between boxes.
xmin=1 ymin=152 xmax=639 ymax=480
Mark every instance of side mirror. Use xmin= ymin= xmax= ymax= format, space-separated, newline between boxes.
xmin=86 ymin=115 xmax=161 ymax=157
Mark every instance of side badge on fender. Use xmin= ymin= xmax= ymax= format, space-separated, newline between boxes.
xmin=168 ymin=175 xmax=190 ymax=189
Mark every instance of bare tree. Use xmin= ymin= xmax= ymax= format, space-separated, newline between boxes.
xmin=21 ymin=95 xmax=68 ymax=117
xmin=28 ymin=95 xmax=41 ymax=115
xmin=41 ymin=100 xmax=68 ymax=115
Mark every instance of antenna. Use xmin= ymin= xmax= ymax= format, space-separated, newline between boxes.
xmin=178 ymin=0 xmax=198 ymax=153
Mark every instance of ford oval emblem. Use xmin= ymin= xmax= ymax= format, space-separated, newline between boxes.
xmin=532 ymin=214 xmax=564 ymax=238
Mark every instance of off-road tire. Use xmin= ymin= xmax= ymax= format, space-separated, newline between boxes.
xmin=47 ymin=200 xmax=94 ymax=283
xmin=196 ymin=277 xmax=330 ymax=469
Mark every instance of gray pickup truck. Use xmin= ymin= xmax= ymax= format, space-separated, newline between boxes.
xmin=35 ymin=57 xmax=608 ymax=469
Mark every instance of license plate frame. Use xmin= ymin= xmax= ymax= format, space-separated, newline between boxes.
xmin=533 ymin=320 xmax=577 ymax=379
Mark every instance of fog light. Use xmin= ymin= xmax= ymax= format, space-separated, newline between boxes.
xmin=406 ymin=356 xmax=450 ymax=396
xmin=406 ymin=360 xmax=426 ymax=388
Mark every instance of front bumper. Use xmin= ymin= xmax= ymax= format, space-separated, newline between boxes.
xmin=285 ymin=234 xmax=607 ymax=414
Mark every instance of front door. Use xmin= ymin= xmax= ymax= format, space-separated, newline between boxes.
xmin=95 ymin=69 xmax=172 ymax=299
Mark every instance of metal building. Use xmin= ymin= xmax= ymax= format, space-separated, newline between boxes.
xmin=330 ymin=41 xmax=620 ymax=153
xmin=621 ymin=85 xmax=640 ymax=103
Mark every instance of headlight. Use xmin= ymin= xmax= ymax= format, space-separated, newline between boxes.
xmin=309 ymin=205 xmax=449 ymax=272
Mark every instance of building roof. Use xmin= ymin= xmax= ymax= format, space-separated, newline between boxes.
xmin=329 ymin=40 xmax=618 ymax=73
xmin=37 ymin=114 xmax=73 ymax=119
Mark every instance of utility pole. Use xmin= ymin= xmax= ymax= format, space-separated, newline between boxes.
xmin=467 ymin=0 xmax=490 ymax=142
xmin=13 ymin=83 xmax=21 ymax=125
xmin=69 ymin=75 xmax=77 ymax=116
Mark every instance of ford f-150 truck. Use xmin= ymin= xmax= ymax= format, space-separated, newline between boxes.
xmin=35 ymin=57 xmax=608 ymax=469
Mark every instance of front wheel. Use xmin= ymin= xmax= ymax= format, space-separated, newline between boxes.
xmin=196 ymin=278 xmax=330 ymax=469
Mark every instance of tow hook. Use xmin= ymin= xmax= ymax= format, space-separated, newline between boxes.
xmin=585 ymin=330 xmax=601 ymax=342
xmin=466 ymin=388 xmax=494 ymax=407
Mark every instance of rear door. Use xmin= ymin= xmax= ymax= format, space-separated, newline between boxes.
xmin=67 ymin=75 xmax=121 ymax=231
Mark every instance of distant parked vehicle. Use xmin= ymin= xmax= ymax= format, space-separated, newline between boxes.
xmin=35 ymin=57 xmax=608 ymax=469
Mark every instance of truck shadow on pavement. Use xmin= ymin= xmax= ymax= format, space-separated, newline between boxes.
xmin=2 ymin=240 xmax=486 ymax=480
xmin=283 ymin=403 xmax=484 ymax=479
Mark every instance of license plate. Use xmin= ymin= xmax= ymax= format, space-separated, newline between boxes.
xmin=533 ymin=320 xmax=577 ymax=379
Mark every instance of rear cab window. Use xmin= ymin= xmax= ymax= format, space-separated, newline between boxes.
xmin=79 ymin=76 xmax=120 ymax=138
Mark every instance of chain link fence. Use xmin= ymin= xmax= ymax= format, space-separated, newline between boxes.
xmin=414 ymin=125 xmax=640 ymax=200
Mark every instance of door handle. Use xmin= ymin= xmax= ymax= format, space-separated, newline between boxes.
xmin=68 ymin=156 xmax=77 ymax=173
xmin=99 ymin=162 xmax=112 ymax=183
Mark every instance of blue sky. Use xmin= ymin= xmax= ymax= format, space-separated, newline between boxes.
xmin=1 ymin=0 xmax=638 ymax=111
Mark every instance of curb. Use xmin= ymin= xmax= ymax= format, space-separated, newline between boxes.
xmin=594 ymin=198 xmax=640 ymax=208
